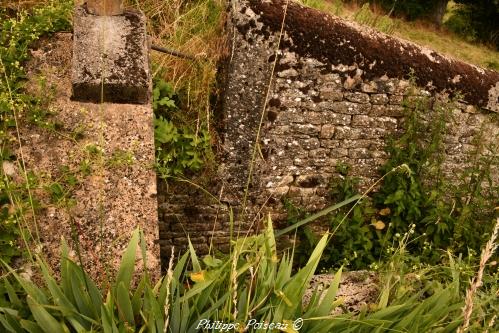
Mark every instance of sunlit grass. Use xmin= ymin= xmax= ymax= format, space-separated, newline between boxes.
xmin=126 ymin=0 xmax=226 ymax=132
xmin=301 ymin=0 xmax=499 ymax=70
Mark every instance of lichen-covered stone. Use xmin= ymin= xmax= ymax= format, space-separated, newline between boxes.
xmin=156 ymin=0 xmax=499 ymax=265
xmin=72 ymin=6 xmax=150 ymax=104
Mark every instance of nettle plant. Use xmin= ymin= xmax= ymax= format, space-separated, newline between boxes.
xmin=290 ymin=93 xmax=498 ymax=271
xmin=152 ymin=78 xmax=211 ymax=179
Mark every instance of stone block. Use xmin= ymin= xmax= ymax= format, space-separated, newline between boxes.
xmin=87 ymin=0 xmax=123 ymax=16
xmin=320 ymin=124 xmax=335 ymax=139
xmin=344 ymin=92 xmax=370 ymax=104
xmin=72 ymin=6 xmax=150 ymax=104
xmin=331 ymin=101 xmax=371 ymax=115
xmin=371 ymin=93 xmax=389 ymax=105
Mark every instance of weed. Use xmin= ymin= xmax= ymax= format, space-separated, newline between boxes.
xmin=153 ymin=78 xmax=212 ymax=179
xmin=0 ymin=0 xmax=72 ymax=266
xmin=84 ymin=143 xmax=103 ymax=157
xmin=107 ymin=149 xmax=135 ymax=169
xmin=45 ymin=165 xmax=81 ymax=208
xmin=287 ymin=92 xmax=497 ymax=271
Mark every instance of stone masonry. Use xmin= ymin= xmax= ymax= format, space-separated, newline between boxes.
xmin=157 ymin=0 xmax=499 ymax=263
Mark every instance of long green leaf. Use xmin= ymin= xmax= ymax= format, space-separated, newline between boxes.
xmin=116 ymin=282 xmax=135 ymax=326
xmin=275 ymin=195 xmax=361 ymax=237
xmin=116 ymin=228 xmax=140 ymax=288
xmin=3 ymin=279 xmax=21 ymax=308
xmin=0 ymin=312 xmax=23 ymax=333
xmin=315 ymin=266 xmax=343 ymax=317
xmin=1 ymin=260 xmax=47 ymax=304
xmin=20 ymin=320 xmax=44 ymax=333
xmin=27 ymin=296 xmax=63 ymax=333
xmin=188 ymin=237 xmax=201 ymax=272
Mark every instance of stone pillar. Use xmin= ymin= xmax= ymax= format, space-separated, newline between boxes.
xmin=71 ymin=5 xmax=150 ymax=104
xmin=87 ymin=0 xmax=124 ymax=16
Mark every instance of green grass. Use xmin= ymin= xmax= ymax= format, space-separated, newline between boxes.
xmin=300 ymin=0 xmax=499 ymax=70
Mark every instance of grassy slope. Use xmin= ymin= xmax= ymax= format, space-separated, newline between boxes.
xmin=302 ymin=0 xmax=499 ymax=70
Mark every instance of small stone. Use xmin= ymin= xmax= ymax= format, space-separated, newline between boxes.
xmin=278 ymin=68 xmax=299 ymax=78
xmin=332 ymin=101 xmax=371 ymax=115
xmin=371 ymin=94 xmax=389 ymax=105
xmin=320 ymin=124 xmax=335 ymax=139
xmin=389 ymin=95 xmax=404 ymax=105
xmin=268 ymin=186 xmax=289 ymax=196
xmin=2 ymin=161 xmax=17 ymax=177
xmin=320 ymin=87 xmax=343 ymax=101
xmin=345 ymin=92 xmax=370 ymax=104
xmin=361 ymin=82 xmax=377 ymax=93
xmin=296 ymin=174 xmax=324 ymax=188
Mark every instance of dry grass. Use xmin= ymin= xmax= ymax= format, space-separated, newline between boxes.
xmin=458 ymin=217 xmax=499 ymax=333
xmin=126 ymin=0 xmax=227 ymax=132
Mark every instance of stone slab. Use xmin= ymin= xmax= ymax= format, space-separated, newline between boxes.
xmin=72 ymin=6 xmax=150 ymax=104
xmin=24 ymin=33 xmax=160 ymax=284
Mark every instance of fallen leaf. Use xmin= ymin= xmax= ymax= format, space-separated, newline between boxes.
xmin=379 ymin=207 xmax=391 ymax=216
xmin=372 ymin=220 xmax=386 ymax=230
xmin=190 ymin=270 xmax=205 ymax=283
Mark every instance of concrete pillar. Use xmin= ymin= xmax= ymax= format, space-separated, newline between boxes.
xmin=87 ymin=0 xmax=124 ymax=16
xmin=71 ymin=5 xmax=150 ymax=104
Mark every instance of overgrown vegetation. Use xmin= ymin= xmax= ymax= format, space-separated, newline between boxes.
xmin=128 ymin=0 xmax=225 ymax=179
xmin=288 ymin=93 xmax=498 ymax=272
xmin=153 ymin=78 xmax=212 ymax=179
xmin=0 ymin=0 xmax=73 ymax=266
xmin=3 ymin=220 xmax=495 ymax=332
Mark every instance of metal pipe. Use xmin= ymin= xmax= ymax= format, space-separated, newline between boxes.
xmin=150 ymin=44 xmax=198 ymax=61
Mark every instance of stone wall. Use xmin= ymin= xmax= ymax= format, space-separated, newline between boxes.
xmin=157 ymin=0 xmax=499 ymax=263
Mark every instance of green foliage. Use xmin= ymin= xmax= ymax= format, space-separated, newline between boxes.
xmin=452 ymin=0 xmax=499 ymax=49
xmin=153 ymin=79 xmax=211 ymax=179
xmin=444 ymin=4 xmax=478 ymax=43
xmin=0 ymin=1 xmax=73 ymax=265
xmin=0 ymin=221 xmax=470 ymax=332
xmin=289 ymin=94 xmax=498 ymax=271
xmin=323 ymin=164 xmax=380 ymax=270
xmin=45 ymin=165 xmax=82 ymax=207
xmin=374 ymin=96 xmax=498 ymax=264
xmin=375 ymin=0 xmax=447 ymax=21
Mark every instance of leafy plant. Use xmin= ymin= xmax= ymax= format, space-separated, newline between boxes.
xmin=289 ymin=93 xmax=497 ymax=271
xmin=153 ymin=79 xmax=211 ymax=179
xmin=374 ymin=95 xmax=498 ymax=264
xmin=0 ymin=219 xmax=470 ymax=332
